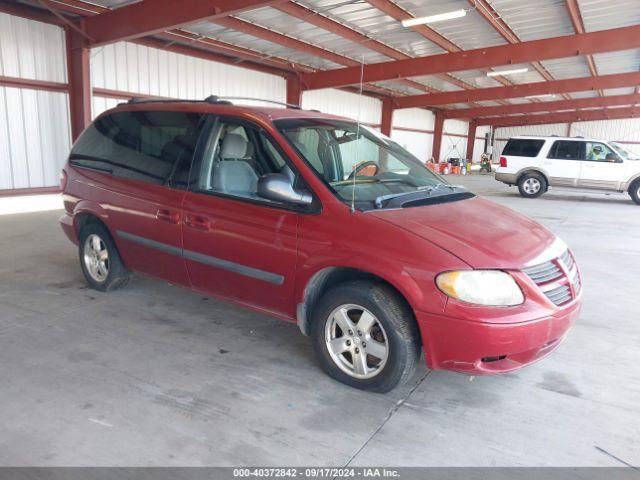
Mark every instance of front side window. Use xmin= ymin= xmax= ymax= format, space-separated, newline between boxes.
xmin=197 ymin=120 xmax=301 ymax=205
xmin=548 ymin=140 xmax=583 ymax=160
xmin=276 ymin=119 xmax=472 ymax=211
xmin=70 ymin=111 xmax=204 ymax=189
xmin=611 ymin=142 xmax=639 ymax=160
xmin=584 ymin=141 xmax=615 ymax=162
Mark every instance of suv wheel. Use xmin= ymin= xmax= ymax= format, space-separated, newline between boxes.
xmin=79 ymin=223 xmax=131 ymax=292
xmin=518 ymin=172 xmax=547 ymax=198
xmin=630 ymin=180 xmax=640 ymax=205
xmin=310 ymin=280 xmax=420 ymax=393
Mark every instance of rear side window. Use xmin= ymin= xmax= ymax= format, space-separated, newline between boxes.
xmin=502 ymin=139 xmax=545 ymax=157
xmin=547 ymin=140 xmax=583 ymax=160
xmin=70 ymin=111 xmax=204 ymax=188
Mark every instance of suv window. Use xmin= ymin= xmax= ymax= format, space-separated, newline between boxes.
xmin=197 ymin=120 xmax=297 ymax=204
xmin=70 ymin=111 xmax=203 ymax=189
xmin=547 ymin=140 xmax=583 ymax=160
xmin=502 ymin=139 xmax=545 ymax=157
xmin=584 ymin=141 xmax=615 ymax=162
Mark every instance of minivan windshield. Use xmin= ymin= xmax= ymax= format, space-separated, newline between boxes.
xmin=275 ymin=119 xmax=472 ymax=211
xmin=611 ymin=142 xmax=640 ymax=160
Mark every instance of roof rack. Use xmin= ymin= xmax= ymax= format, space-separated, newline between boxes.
xmin=127 ymin=95 xmax=303 ymax=110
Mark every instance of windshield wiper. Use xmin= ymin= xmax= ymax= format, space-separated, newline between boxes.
xmin=374 ymin=186 xmax=434 ymax=209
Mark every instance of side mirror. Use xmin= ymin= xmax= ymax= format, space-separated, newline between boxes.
xmin=257 ymin=173 xmax=313 ymax=206
xmin=606 ymin=153 xmax=623 ymax=163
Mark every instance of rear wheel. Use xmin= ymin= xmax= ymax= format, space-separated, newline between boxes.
xmin=518 ymin=172 xmax=547 ymax=198
xmin=79 ymin=223 xmax=131 ymax=292
xmin=630 ymin=180 xmax=640 ymax=205
xmin=311 ymin=281 xmax=420 ymax=393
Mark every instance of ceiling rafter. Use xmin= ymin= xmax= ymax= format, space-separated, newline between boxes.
xmin=565 ymin=0 xmax=603 ymax=96
xmin=80 ymin=0 xmax=287 ymax=46
xmin=366 ymin=0 xmax=514 ymax=105
xmin=444 ymin=93 xmax=640 ymax=119
xmin=470 ymin=0 xmax=572 ymax=101
xmin=299 ymin=24 xmax=640 ymax=91
xmin=479 ymin=105 xmax=640 ymax=127
xmin=393 ymin=72 xmax=640 ymax=109
xmin=212 ymin=15 xmax=427 ymax=95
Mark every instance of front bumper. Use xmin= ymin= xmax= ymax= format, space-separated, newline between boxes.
xmin=495 ymin=172 xmax=517 ymax=185
xmin=416 ymin=301 xmax=580 ymax=374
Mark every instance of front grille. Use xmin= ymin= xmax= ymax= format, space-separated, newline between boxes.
xmin=522 ymin=250 xmax=580 ymax=306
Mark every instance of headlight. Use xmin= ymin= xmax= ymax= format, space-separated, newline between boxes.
xmin=436 ymin=270 xmax=524 ymax=306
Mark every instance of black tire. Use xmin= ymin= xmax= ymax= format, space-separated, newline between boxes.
xmin=310 ymin=280 xmax=421 ymax=393
xmin=517 ymin=172 xmax=547 ymax=198
xmin=78 ymin=222 xmax=131 ymax=292
xmin=629 ymin=180 xmax=640 ymax=205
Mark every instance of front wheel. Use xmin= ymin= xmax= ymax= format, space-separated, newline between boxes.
xmin=310 ymin=281 xmax=421 ymax=393
xmin=518 ymin=172 xmax=547 ymax=198
xmin=630 ymin=180 xmax=640 ymax=205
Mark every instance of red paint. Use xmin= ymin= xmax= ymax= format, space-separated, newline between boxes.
xmin=0 ymin=75 xmax=68 ymax=93
xmin=59 ymin=102 xmax=581 ymax=375
xmin=466 ymin=121 xmax=477 ymax=160
xmin=482 ymin=105 xmax=640 ymax=127
xmin=432 ymin=112 xmax=444 ymax=161
xmin=380 ymin=99 xmax=394 ymax=137
xmin=66 ymin=28 xmax=91 ymax=141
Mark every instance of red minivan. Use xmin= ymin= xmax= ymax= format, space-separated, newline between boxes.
xmin=59 ymin=97 xmax=582 ymax=392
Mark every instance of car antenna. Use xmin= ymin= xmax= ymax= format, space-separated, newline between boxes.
xmin=351 ymin=56 xmax=365 ymax=214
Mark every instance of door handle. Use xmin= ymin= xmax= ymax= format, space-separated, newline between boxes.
xmin=156 ymin=208 xmax=180 ymax=224
xmin=184 ymin=214 xmax=211 ymax=231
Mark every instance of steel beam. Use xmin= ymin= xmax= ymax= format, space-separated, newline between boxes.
xmin=565 ymin=0 xmax=602 ymax=95
xmin=82 ymin=0 xmax=284 ymax=46
xmin=286 ymin=76 xmax=302 ymax=106
xmin=466 ymin=121 xmax=477 ymax=161
xmin=480 ymin=106 xmax=640 ymax=127
xmin=299 ymin=25 xmax=640 ymax=90
xmin=432 ymin=112 xmax=444 ymax=162
xmin=381 ymin=99 xmax=394 ymax=136
xmin=0 ymin=75 xmax=68 ymax=93
xmin=444 ymin=93 xmax=640 ymax=119
xmin=66 ymin=27 xmax=91 ymax=141
xmin=394 ymin=72 xmax=640 ymax=109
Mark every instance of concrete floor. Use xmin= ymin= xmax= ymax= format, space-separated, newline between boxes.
xmin=0 ymin=174 xmax=638 ymax=467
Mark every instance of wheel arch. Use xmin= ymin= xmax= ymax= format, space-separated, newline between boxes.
xmin=515 ymin=167 xmax=550 ymax=186
xmin=296 ymin=266 xmax=418 ymax=340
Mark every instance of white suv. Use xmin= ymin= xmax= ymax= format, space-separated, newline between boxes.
xmin=495 ymin=136 xmax=640 ymax=205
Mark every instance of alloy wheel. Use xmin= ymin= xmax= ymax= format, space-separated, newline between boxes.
xmin=523 ymin=178 xmax=541 ymax=194
xmin=325 ymin=304 xmax=389 ymax=379
xmin=83 ymin=234 xmax=109 ymax=282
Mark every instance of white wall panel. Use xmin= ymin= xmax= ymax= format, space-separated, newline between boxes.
xmin=0 ymin=87 xmax=70 ymax=189
xmin=0 ymin=13 xmax=67 ymax=83
xmin=301 ymin=89 xmax=381 ymax=125
xmin=393 ymin=108 xmax=435 ymax=130
xmin=91 ymin=41 xmax=286 ymax=108
xmin=570 ymin=118 xmax=640 ymax=143
xmin=391 ymin=130 xmax=433 ymax=162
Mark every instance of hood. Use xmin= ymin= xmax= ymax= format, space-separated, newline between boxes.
xmin=368 ymin=196 xmax=564 ymax=269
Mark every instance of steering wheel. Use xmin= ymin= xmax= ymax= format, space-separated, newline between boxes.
xmin=347 ymin=161 xmax=379 ymax=180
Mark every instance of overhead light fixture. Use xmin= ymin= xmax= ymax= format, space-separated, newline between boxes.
xmin=401 ymin=9 xmax=467 ymax=27
xmin=525 ymin=94 xmax=557 ymax=99
xmin=486 ymin=67 xmax=529 ymax=77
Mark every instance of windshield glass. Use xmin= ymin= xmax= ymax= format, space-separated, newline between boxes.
xmin=275 ymin=119 xmax=467 ymax=210
xmin=611 ymin=142 xmax=640 ymax=160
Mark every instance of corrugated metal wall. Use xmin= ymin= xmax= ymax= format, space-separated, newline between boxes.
xmin=391 ymin=109 xmax=435 ymax=162
xmin=301 ymin=88 xmax=382 ymax=126
xmin=0 ymin=13 xmax=71 ymax=190
xmin=442 ymin=119 xmax=468 ymax=161
xmin=91 ymin=41 xmax=287 ymax=117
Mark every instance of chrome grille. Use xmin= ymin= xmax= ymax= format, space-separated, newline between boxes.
xmin=522 ymin=250 xmax=580 ymax=306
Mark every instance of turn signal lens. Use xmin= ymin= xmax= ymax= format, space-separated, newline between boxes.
xmin=436 ymin=270 xmax=524 ymax=306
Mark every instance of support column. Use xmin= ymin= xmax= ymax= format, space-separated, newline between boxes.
xmin=66 ymin=27 xmax=91 ymax=141
xmin=466 ymin=120 xmax=477 ymax=161
xmin=566 ymin=122 xmax=573 ymax=137
xmin=432 ymin=111 xmax=444 ymax=162
xmin=286 ymin=75 xmax=302 ymax=106
xmin=381 ymin=98 xmax=394 ymax=136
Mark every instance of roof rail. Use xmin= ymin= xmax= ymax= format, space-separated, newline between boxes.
xmin=126 ymin=95 xmax=305 ymax=110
